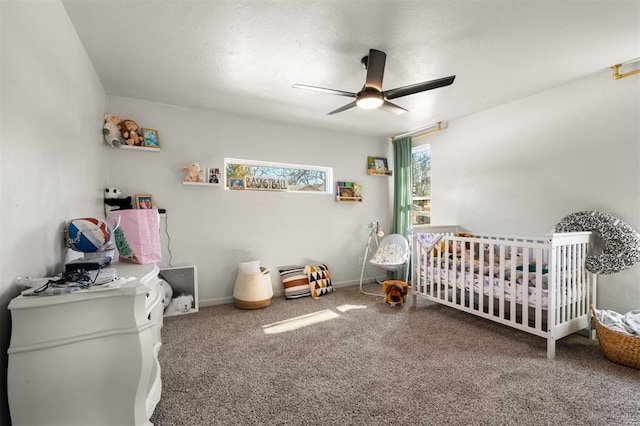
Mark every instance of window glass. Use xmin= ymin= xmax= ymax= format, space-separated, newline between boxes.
xmin=224 ymin=158 xmax=332 ymax=193
xmin=412 ymin=146 xmax=431 ymax=225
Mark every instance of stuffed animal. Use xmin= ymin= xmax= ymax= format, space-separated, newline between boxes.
xmin=117 ymin=119 xmax=143 ymax=146
xmin=159 ymin=278 xmax=173 ymax=308
xmin=182 ymin=161 xmax=204 ymax=183
xmin=104 ymin=187 xmax=133 ymax=216
xmin=382 ymin=280 xmax=408 ymax=307
xmin=103 ymin=113 xmax=124 ymax=148
xmin=165 ymin=294 xmax=194 ymax=316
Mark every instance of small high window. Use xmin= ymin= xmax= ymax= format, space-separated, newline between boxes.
xmin=224 ymin=158 xmax=333 ymax=193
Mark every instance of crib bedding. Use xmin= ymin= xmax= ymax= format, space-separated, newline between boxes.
xmin=411 ymin=227 xmax=597 ymax=359
xmin=419 ymin=265 xmax=581 ymax=309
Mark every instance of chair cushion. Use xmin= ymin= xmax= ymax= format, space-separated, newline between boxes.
xmin=372 ymin=243 xmax=407 ymax=265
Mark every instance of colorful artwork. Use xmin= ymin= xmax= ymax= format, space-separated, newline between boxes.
xmin=367 ymin=156 xmax=392 ymax=176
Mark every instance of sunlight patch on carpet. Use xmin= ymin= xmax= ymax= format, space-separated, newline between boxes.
xmin=262 ymin=309 xmax=340 ymax=334
xmin=336 ymin=304 xmax=367 ymax=313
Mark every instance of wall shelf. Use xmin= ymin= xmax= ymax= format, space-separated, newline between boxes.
xmin=335 ymin=181 xmax=362 ymax=202
xmin=183 ymin=182 xmax=220 ymax=187
xmin=335 ymin=196 xmax=363 ymax=203
xmin=367 ymin=169 xmax=392 ymax=176
xmin=120 ymin=145 xmax=160 ymax=152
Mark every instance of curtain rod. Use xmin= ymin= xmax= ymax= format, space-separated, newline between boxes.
xmin=390 ymin=121 xmax=442 ymax=142
xmin=612 ymin=57 xmax=640 ymax=79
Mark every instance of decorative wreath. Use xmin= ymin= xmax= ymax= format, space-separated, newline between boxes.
xmin=555 ymin=211 xmax=640 ymax=274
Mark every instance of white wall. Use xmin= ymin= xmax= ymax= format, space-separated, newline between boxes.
xmin=1 ymin=5 xmax=637 ymax=423
xmin=105 ymin=96 xmax=391 ymax=305
xmin=425 ymin=70 xmax=640 ymax=312
xmin=0 ymin=1 xmax=107 ymax=423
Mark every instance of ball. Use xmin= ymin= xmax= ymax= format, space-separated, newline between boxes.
xmin=66 ymin=218 xmax=112 ymax=252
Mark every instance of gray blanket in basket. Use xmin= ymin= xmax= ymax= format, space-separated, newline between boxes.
xmin=595 ymin=308 xmax=640 ymax=336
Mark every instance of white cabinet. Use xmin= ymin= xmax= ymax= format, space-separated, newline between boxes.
xmin=7 ymin=262 xmax=163 ymax=426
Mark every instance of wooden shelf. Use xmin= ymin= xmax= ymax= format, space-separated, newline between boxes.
xmin=182 ymin=182 xmax=220 ymax=187
xmin=119 ymin=145 xmax=160 ymax=152
xmin=367 ymin=169 xmax=392 ymax=176
xmin=336 ymin=196 xmax=363 ymax=203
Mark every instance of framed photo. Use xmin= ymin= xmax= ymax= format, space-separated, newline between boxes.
xmin=135 ymin=193 xmax=153 ymax=209
xmin=207 ymin=167 xmax=221 ymax=184
xmin=229 ymin=178 xmax=244 ymax=190
xmin=142 ymin=128 xmax=160 ymax=148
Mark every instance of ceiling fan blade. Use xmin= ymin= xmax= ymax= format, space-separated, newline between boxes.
xmin=364 ymin=49 xmax=386 ymax=91
xmin=384 ymin=75 xmax=456 ymax=100
xmin=327 ymin=101 xmax=358 ymax=115
xmin=379 ymin=100 xmax=408 ymax=115
xmin=292 ymin=84 xmax=356 ymax=98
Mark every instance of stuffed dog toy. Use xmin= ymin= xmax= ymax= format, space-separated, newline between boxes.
xmin=382 ymin=280 xmax=408 ymax=307
xmin=165 ymin=294 xmax=194 ymax=316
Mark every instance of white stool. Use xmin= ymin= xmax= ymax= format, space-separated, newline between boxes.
xmin=233 ymin=267 xmax=273 ymax=309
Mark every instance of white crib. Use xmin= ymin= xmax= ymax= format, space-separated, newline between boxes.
xmin=411 ymin=225 xmax=597 ymax=359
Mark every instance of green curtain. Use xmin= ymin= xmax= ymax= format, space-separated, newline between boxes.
xmin=393 ymin=136 xmax=413 ymax=237
xmin=392 ymin=136 xmax=413 ymax=280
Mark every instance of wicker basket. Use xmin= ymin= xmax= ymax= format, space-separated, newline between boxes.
xmin=590 ymin=305 xmax=640 ymax=369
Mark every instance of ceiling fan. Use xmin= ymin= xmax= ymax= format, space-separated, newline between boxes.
xmin=293 ymin=48 xmax=455 ymax=115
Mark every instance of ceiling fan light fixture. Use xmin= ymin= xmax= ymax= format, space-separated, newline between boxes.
xmin=356 ymin=92 xmax=383 ymax=109
xmin=293 ymin=48 xmax=456 ymax=115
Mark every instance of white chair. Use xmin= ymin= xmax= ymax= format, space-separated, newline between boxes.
xmin=359 ymin=224 xmax=410 ymax=297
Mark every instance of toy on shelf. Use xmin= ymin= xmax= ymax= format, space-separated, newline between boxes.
xmin=104 ymin=187 xmax=132 ymax=216
xmin=103 ymin=114 xmax=125 ymax=148
xmin=118 ymin=119 xmax=144 ymax=146
xmin=336 ymin=181 xmax=362 ymax=202
xmin=182 ymin=161 xmax=204 ymax=183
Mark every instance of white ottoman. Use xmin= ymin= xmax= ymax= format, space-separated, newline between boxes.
xmin=233 ymin=267 xmax=273 ymax=309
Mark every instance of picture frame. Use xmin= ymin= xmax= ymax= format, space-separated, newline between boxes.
xmin=229 ymin=178 xmax=244 ymax=190
xmin=135 ymin=193 xmax=154 ymax=209
xmin=207 ymin=167 xmax=221 ymax=184
xmin=142 ymin=128 xmax=160 ymax=148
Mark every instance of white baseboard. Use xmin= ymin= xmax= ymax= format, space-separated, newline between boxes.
xmin=199 ymin=277 xmax=379 ymax=307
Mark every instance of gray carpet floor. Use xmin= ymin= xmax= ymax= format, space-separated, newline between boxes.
xmin=151 ymin=284 xmax=640 ymax=425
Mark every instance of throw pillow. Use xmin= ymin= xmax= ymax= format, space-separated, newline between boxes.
xmin=278 ymin=266 xmax=311 ymax=299
xmin=305 ymin=264 xmax=333 ymax=299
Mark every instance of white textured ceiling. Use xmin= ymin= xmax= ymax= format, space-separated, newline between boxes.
xmin=62 ymin=0 xmax=639 ymax=139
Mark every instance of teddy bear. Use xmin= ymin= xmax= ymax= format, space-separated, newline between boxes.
xmin=182 ymin=161 xmax=204 ymax=183
xmin=164 ymin=294 xmax=194 ymax=316
xmin=104 ymin=187 xmax=133 ymax=216
xmin=158 ymin=278 xmax=173 ymax=308
xmin=117 ymin=119 xmax=143 ymax=146
xmin=103 ymin=113 xmax=124 ymax=148
xmin=382 ymin=280 xmax=408 ymax=307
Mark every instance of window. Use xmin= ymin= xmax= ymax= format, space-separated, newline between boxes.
xmin=224 ymin=158 xmax=332 ymax=193
xmin=412 ymin=146 xmax=431 ymax=225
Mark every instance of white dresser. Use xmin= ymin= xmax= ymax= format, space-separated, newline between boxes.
xmin=7 ymin=262 xmax=165 ymax=426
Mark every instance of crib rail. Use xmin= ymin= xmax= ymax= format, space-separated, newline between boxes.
xmin=411 ymin=230 xmax=596 ymax=358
